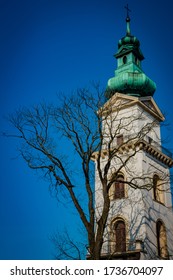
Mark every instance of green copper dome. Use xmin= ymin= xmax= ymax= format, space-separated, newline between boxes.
xmin=106 ymin=17 xmax=156 ymax=98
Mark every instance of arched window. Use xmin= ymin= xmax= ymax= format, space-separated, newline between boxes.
xmin=135 ymin=57 xmax=139 ymax=65
xmin=123 ymin=56 xmax=127 ymax=64
xmin=153 ymin=175 xmax=164 ymax=204
xmin=109 ymin=173 xmax=125 ymax=200
xmin=114 ymin=174 xmax=125 ymax=199
xmin=156 ymin=220 xmax=168 ymax=259
xmin=113 ymin=220 xmax=126 ymax=252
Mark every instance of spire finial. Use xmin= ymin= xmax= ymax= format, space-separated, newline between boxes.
xmin=124 ymin=4 xmax=131 ymax=19
xmin=124 ymin=4 xmax=131 ymax=35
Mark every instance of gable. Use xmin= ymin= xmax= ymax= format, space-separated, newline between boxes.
xmin=139 ymin=97 xmax=165 ymax=121
xmin=102 ymin=93 xmax=164 ymax=121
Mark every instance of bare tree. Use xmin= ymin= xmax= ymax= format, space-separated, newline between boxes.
xmin=5 ymin=84 xmax=172 ymax=259
xmin=51 ymin=229 xmax=85 ymax=260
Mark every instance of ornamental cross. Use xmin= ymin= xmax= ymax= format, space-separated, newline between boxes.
xmin=125 ymin=4 xmax=131 ymax=18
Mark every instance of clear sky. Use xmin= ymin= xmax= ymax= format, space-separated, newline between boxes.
xmin=0 ymin=0 xmax=173 ymax=260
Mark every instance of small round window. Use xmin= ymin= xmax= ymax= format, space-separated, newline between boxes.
xmin=123 ymin=56 xmax=127 ymax=64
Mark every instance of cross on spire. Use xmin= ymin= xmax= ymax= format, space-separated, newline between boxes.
xmin=124 ymin=4 xmax=131 ymax=35
xmin=124 ymin=4 xmax=131 ymax=19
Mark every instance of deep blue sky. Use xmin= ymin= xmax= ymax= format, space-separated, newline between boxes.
xmin=0 ymin=0 xmax=173 ymax=260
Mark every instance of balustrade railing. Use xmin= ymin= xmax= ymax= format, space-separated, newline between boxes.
xmin=101 ymin=240 xmax=142 ymax=255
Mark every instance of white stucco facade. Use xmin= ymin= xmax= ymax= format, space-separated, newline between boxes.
xmin=94 ymin=93 xmax=173 ymax=259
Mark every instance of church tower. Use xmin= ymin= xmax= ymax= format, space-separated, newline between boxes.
xmin=94 ymin=11 xmax=173 ymax=259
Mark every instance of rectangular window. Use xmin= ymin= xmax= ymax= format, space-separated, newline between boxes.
xmin=117 ymin=135 xmax=123 ymax=145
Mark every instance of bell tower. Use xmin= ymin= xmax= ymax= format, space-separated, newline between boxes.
xmin=94 ymin=10 xmax=173 ymax=259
